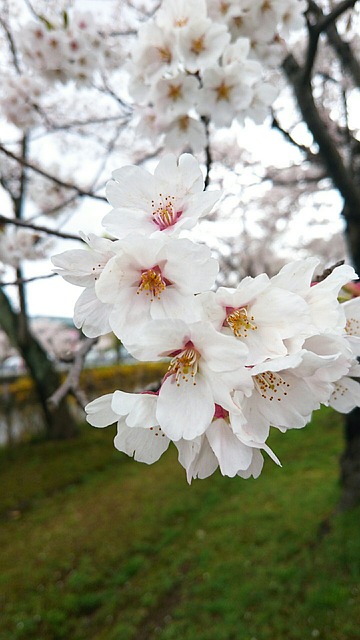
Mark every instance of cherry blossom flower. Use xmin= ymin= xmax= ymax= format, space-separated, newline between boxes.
xmin=94 ymin=235 xmax=219 ymax=341
xmin=177 ymin=18 xmax=230 ymax=73
xmin=0 ymin=228 xmax=51 ymax=268
xmin=52 ymin=233 xmax=120 ymax=337
xmin=199 ymin=273 xmax=312 ymax=365
xmin=343 ymin=297 xmax=360 ymax=356
xmin=198 ymin=65 xmax=253 ymax=126
xmin=233 ymin=352 xmax=330 ymax=442
xmin=130 ymin=22 xmax=179 ymax=81
xmin=329 ymin=362 xmax=360 ymax=414
xmin=151 ymin=73 xmax=200 ymax=117
xmin=103 ymin=153 xmax=220 ymax=239
xmin=176 ymin=405 xmax=280 ymax=482
xmin=271 ymin=259 xmax=357 ymax=334
xmin=1 ymin=75 xmax=44 ymax=130
xmin=164 ymin=116 xmax=207 ymax=154
xmin=125 ymin=319 xmax=251 ymax=440
xmin=86 ymin=390 xmax=171 ymax=464
xmin=157 ymin=0 xmax=208 ymax=30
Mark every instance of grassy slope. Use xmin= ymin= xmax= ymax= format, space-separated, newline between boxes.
xmin=0 ymin=407 xmax=359 ymax=640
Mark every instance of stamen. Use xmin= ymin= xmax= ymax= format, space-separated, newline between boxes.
xmin=168 ymin=343 xmax=200 ymax=386
xmin=137 ymin=266 xmax=166 ymax=301
xmin=191 ymin=35 xmax=205 ymax=55
xmin=167 ymin=83 xmax=182 ymax=101
xmin=345 ymin=317 xmax=360 ymax=336
xmin=157 ymin=46 xmax=172 ymax=64
xmin=254 ymin=371 xmax=290 ymax=402
xmin=215 ymin=81 xmax=232 ymax=102
xmin=178 ymin=115 xmax=190 ymax=132
xmin=331 ymin=382 xmax=346 ymax=403
xmin=220 ymin=1 xmax=230 ymax=15
xmin=91 ymin=261 xmax=107 ymax=281
xmin=151 ymin=194 xmax=182 ymax=230
xmin=226 ymin=307 xmax=257 ymax=338
xmin=175 ymin=17 xmax=189 ymax=27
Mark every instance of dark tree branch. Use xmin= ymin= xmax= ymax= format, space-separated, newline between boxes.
xmin=201 ymin=116 xmax=212 ymax=189
xmin=0 ymin=214 xmax=82 ymax=241
xmin=282 ymin=53 xmax=360 ymax=221
xmin=303 ymin=0 xmax=359 ymax=84
xmin=271 ymin=114 xmax=320 ymax=161
xmin=0 ymin=273 xmax=57 ymax=288
xmin=307 ymin=0 xmax=360 ymax=87
xmin=0 ymin=144 xmax=107 ymax=202
xmin=0 ymin=12 xmax=21 ymax=73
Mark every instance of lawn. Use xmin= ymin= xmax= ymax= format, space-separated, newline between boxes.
xmin=0 ymin=406 xmax=359 ymax=640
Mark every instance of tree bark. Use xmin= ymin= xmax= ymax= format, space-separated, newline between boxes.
xmin=339 ymin=218 xmax=360 ymax=509
xmin=283 ymin=49 xmax=360 ymax=509
xmin=0 ymin=287 xmax=78 ymax=439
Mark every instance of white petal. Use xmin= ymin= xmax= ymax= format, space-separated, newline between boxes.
xmin=114 ymin=421 xmax=170 ymax=463
xmin=206 ymin=418 xmax=253 ymax=477
xmin=86 ymin=393 xmax=117 ymax=427
xmin=156 ymin=373 xmax=214 ymax=440
xmin=74 ymin=288 xmax=112 ymax=337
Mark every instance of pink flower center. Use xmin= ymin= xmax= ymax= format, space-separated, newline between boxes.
xmin=214 ymin=404 xmax=229 ymax=420
xmin=168 ymin=341 xmax=200 ymax=386
xmin=137 ymin=265 xmax=168 ymax=301
xmin=225 ymin=306 xmax=257 ymax=338
xmin=151 ymin=194 xmax=182 ymax=230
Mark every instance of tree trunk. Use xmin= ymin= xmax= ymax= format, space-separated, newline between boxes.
xmin=339 ymin=216 xmax=360 ymax=509
xmin=0 ymin=287 xmax=78 ymax=439
xmin=282 ymin=50 xmax=360 ymax=509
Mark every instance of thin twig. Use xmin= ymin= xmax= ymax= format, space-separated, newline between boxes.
xmin=0 ymin=13 xmax=21 ymax=73
xmin=271 ymin=113 xmax=320 ymax=161
xmin=0 ymin=273 xmax=58 ymax=288
xmin=303 ymin=0 xmax=359 ymax=84
xmin=47 ymin=337 xmax=98 ymax=410
xmin=0 ymin=144 xmax=107 ymax=202
xmin=0 ymin=214 xmax=83 ymax=241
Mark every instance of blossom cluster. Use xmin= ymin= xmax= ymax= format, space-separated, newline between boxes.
xmin=52 ymin=153 xmax=360 ymax=482
xmin=17 ymin=11 xmax=121 ymax=85
xmin=0 ymin=228 xmax=51 ymax=270
xmin=128 ymin=0 xmax=307 ymax=152
xmin=1 ymin=74 xmax=44 ymax=130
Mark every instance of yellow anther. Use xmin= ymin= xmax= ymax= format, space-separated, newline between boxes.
xmin=226 ymin=307 xmax=257 ymax=338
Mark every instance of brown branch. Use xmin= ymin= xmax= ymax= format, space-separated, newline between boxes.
xmin=306 ymin=0 xmax=360 ymax=86
xmin=313 ymin=260 xmax=346 ymax=282
xmin=312 ymin=0 xmax=358 ymax=35
xmin=0 ymin=144 xmax=107 ymax=202
xmin=303 ymin=0 xmax=359 ymax=84
xmin=0 ymin=273 xmax=57 ymax=288
xmin=47 ymin=337 xmax=98 ymax=410
xmin=0 ymin=214 xmax=82 ymax=241
xmin=0 ymin=12 xmax=21 ymax=73
xmin=282 ymin=53 xmax=360 ymax=220
xmin=271 ymin=114 xmax=320 ymax=162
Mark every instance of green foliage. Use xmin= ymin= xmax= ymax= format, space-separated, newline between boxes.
xmin=4 ymin=362 xmax=167 ymax=408
xmin=0 ymin=407 xmax=359 ymax=640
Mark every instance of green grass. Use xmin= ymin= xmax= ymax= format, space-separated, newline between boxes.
xmin=0 ymin=407 xmax=359 ymax=640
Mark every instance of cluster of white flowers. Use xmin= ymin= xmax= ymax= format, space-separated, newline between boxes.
xmin=52 ymin=153 xmax=360 ymax=482
xmin=1 ymin=75 xmax=44 ymax=130
xmin=27 ymin=165 xmax=76 ymax=216
xmin=128 ymin=0 xmax=307 ymax=152
xmin=0 ymin=228 xmax=51 ymax=269
xmin=18 ymin=11 xmax=121 ymax=85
